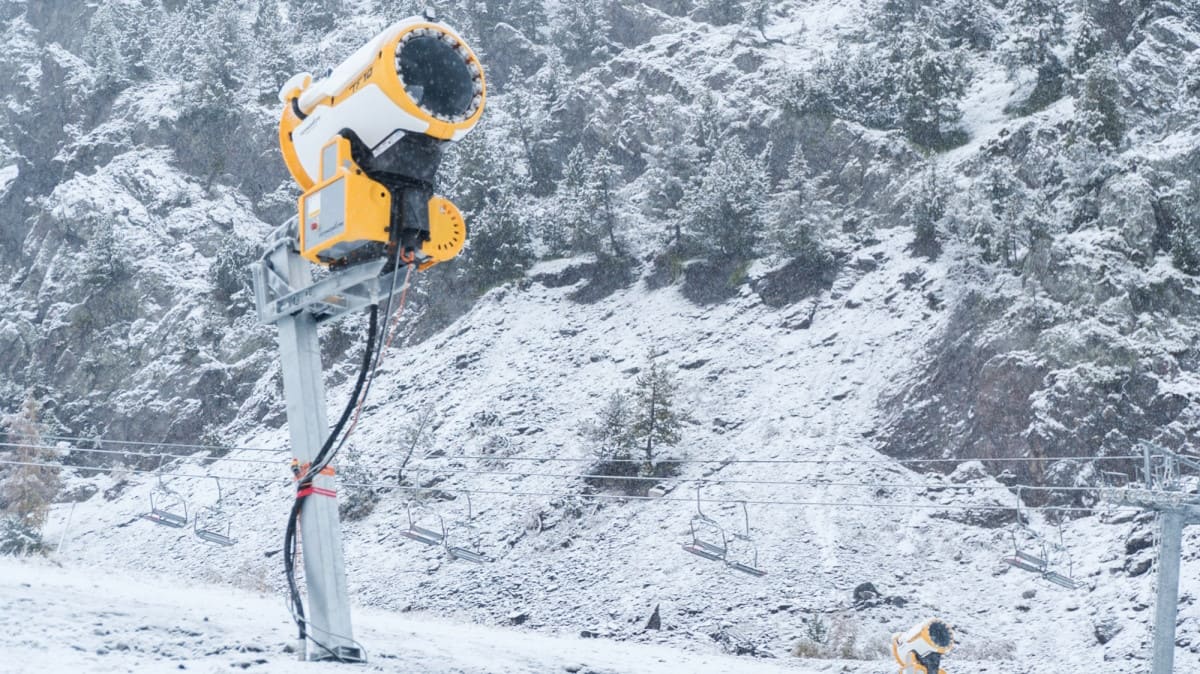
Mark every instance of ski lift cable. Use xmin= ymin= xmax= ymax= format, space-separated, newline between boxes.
xmin=393 ymin=465 xmax=1116 ymax=492
xmin=0 ymin=432 xmax=1165 ymax=467
xmin=4 ymin=446 xmax=1131 ymax=493
xmin=432 ymin=450 xmax=1142 ymax=460
xmin=0 ymin=458 xmax=1145 ymax=514
xmin=0 ymin=442 xmax=284 ymax=466
xmin=0 ymin=431 xmax=287 ymax=454
xmin=5 ymin=440 xmax=1151 ymax=479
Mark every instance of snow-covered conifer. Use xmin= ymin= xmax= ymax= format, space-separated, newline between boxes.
xmin=1075 ymin=53 xmax=1125 ymax=149
xmin=553 ymin=0 xmax=612 ymax=68
xmin=680 ymin=137 xmax=769 ymax=260
xmin=765 ymin=147 xmax=833 ymax=268
xmin=631 ymin=356 xmax=683 ymax=470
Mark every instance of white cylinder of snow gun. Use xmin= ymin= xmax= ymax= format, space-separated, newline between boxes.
xmin=891 ymin=618 xmax=953 ymax=674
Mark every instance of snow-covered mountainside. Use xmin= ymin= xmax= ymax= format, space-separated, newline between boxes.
xmin=3 ymin=0 xmax=1200 ymax=671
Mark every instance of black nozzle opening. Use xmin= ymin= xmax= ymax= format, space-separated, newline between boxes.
xmin=927 ymin=621 xmax=953 ymax=649
xmin=397 ymin=36 xmax=474 ymax=120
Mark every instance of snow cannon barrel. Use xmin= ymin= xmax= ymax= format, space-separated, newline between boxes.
xmin=891 ymin=619 xmax=953 ymax=674
xmin=277 ymin=15 xmax=485 ymax=267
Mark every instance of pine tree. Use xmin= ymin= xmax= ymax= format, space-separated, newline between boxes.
xmin=690 ymin=92 xmax=724 ymax=167
xmin=590 ymin=148 xmax=624 ymax=257
xmin=0 ymin=397 xmax=59 ymax=556
xmin=456 ymin=132 xmax=536 ymax=292
xmin=556 ymin=145 xmax=599 ymax=255
xmin=680 ymin=137 xmax=769 ymax=259
xmin=295 ymin=0 xmax=345 ymax=33
xmin=942 ymin=0 xmax=998 ymax=51
xmin=1069 ymin=13 xmax=1105 ymax=78
xmin=765 ymin=147 xmax=832 ymax=267
xmin=1005 ymin=0 xmax=1068 ymax=112
xmin=87 ymin=5 xmax=132 ymax=93
xmin=209 ymin=232 xmax=257 ymax=304
xmin=253 ymin=0 xmax=297 ymax=104
xmin=631 ymin=356 xmax=683 ymax=470
xmin=1008 ymin=0 xmax=1066 ymax=69
xmin=1076 ymin=54 xmax=1125 ymax=149
xmin=973 ymin=160 xmax=1024 ymax=266
xmin=894 ymin=32 xmax=967 ymax=148
xmin=745 ymin=0 xmax=778 ymax=43
xmin=588 ymin=391 xmax=637 ymax=463
xmin=907 ymin=165 xmax=947 ymax=258
xmin=699 ymin=0 xmax=744 ymax=26
xmin=554 ymin=0 xmax=611 ymax=68
xmin=1170 ymin=183 xmax=1200 ymax=275
xmin=1082 ymin=0 xmax=1142 ymax=49
xmin=1172 ymin=217 xmax=1200 ymax=275
xmin=874 ymin=0 xmax=925 ymax=30
xmin=505 ymin=73 xmax=554 ymax=192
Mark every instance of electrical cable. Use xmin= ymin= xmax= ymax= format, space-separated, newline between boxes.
xmin=317 ymin=263 xmax=415 ymax=476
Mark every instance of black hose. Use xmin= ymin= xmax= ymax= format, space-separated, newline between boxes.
xmin=309 ymin=307 xmax=379 ymax=473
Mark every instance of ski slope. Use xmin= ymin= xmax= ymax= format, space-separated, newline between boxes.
xmin=0 ymin=557 xmax=820 ymax=674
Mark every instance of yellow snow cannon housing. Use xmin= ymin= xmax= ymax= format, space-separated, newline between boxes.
xmin=277 ymin=16 xmax=485 ymax=268
xmin=891 ymin=619 xmax=953 ymax=674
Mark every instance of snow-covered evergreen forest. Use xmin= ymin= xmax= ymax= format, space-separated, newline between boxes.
xmin=1 ymin=0 xmax=1199 ymax=671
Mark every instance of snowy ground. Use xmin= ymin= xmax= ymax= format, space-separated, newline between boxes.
xmin=0 ymin=557 xmax=820 ymax=674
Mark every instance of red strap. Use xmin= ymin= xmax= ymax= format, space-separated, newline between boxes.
xmin=296 ymin=486 xmax=337 ymax=499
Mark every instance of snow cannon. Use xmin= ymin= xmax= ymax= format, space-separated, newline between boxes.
xmin=891 ymin=619 xmax=953 ymax=674
xmin=277 ymin=12 xmax=485 ymax=268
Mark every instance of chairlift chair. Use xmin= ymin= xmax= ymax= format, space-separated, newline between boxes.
xmin=726 ymin=502 xmax=767 ymax=577
xmin=1002 ymin=488 xmax=1049 ymax=574
xmin=443 ymin=494 xmax=487 ymax=563
xmin=401 ymin=502 xmax=446 ymax=546
xmin=1041 ymin=521 xmax=1082 ymax=590
xmin=1003 ymin=528 xmax=1049 ymax=574
xmin=683 ymin=515 xmax=728 ymax=562
xmin=194 ymin=477 xmax=236 ymax=547
xmin=144 ymin=490 xmax=189 ymax=528
xmin=682 ymin=484 xmax=728 ymax=563
xmin=143 ymin=456 xmax=188 ymax=528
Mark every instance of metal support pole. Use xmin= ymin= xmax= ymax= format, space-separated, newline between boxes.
xmin=1152 ymin=509 xmax=1184 ymax=674
xmin=271 ymin=244 xmax=362 ymax=662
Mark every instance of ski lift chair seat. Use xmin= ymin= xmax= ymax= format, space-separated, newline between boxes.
xmin=144 ymin=492 xmax=188 ymax=528
xmin=402 ymin=503 xmax=446 ymax=546
xmin=195 ymin=509 xmax=236 ymax=546
xmin=683 ymin=516 xmax=727 ymax=562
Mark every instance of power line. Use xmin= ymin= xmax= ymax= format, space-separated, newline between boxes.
xmin=7 ymin=443 xmax=1131 ymax=494
xmin=0 ymin=458 xmax=1140 ymax=515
